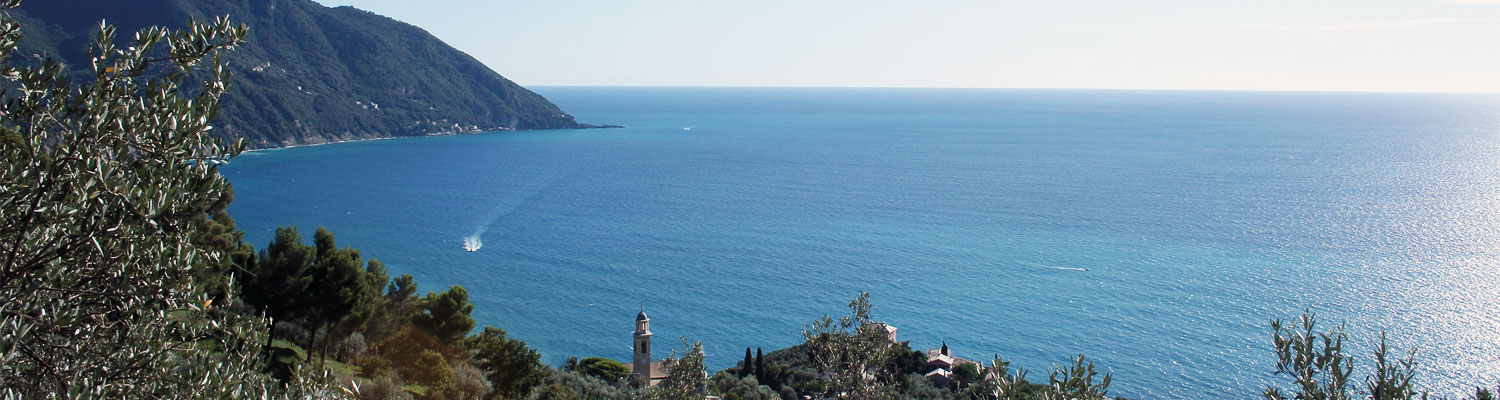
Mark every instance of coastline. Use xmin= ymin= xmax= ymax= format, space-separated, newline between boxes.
xmin=238 ymin=124 xmax=622 ymax=153
xmin=240 ymin=134 xmax=412 ymax=154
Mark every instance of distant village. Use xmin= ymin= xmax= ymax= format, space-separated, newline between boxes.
xmin=626 ymin=310 xmax=992 ymax=393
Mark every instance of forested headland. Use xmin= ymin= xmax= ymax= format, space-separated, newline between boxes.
xmin=0 ymin=3 xmax=1495 ymax=399
xmin=5 ymin=0 xmax=610 ymax=149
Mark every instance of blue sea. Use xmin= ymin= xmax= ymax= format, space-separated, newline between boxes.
xmin=222 ymin=87 xmax=1500 ymax=398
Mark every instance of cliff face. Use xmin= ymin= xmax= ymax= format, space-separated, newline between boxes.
xmin=10 ymin=0 xmax=595 ymax=148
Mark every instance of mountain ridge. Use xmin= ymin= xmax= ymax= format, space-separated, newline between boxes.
xmin=8 ymin=0 xmax=612 ymax=149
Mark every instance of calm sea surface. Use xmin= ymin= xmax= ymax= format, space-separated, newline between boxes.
xmin=223 ymin=87 xmax=1500 ymax=398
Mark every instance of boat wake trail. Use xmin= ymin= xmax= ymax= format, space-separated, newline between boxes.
xmin=1018 ymin=261 xmax=1090 ymax=272
xmin=461 ymin=174 xmax=569 ymax=252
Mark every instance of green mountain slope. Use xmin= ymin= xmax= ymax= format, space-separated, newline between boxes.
xmin=9 ymin=0 xmax=606 ymax=148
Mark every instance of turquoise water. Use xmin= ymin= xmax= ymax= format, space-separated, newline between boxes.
xmin=223 ymin=87 xmax=1500 ymax=398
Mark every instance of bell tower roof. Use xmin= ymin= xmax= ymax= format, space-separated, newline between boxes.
xmin=636 ymin=309 xmax=649 ymax=321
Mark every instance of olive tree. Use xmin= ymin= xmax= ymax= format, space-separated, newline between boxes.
xmin=802 ymin=292 xmax=897 ymax=400
xmin=1263 ymin=310 xmax=1424 ymax=400
xmin=0 ymin=1 xmax=342 ymax=397
xmin=1039 ymin=355 xmax=1111 ymax=400
xmin=645 ymin=338 xmax=708 ymax=400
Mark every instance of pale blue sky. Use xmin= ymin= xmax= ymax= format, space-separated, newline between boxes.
xmin=312 ymin=0 xmax=1500 ymax=93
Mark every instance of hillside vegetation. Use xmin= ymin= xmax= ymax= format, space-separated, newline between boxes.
xmin=2 ymin=3 xmax=1495 ymax=400
xmin=7 ymin=0 xmax=604 ymax=149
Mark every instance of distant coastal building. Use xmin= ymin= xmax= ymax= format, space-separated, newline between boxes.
xmin=869 ymin=321 xmax=899 ymax=343
xmin=627 ymin=309 xmax=669 ymax=387
xmin=925 ymin=342 xmax=982 ymax=388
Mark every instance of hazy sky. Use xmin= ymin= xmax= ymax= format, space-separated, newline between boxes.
xmin=311 ymin=0 xmax=1500 ymax=93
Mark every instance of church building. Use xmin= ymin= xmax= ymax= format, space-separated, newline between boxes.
xmin=626 ymin=309 xmax=669 ymax=387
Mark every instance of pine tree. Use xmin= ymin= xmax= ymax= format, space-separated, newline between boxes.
xmin=247 ymin=227 xmax=316 ymax=353
xmin=303 ymin=228 xmax=372 ymax=365
xmin=388 ymin=273 xmax=419 ymax=300
xmin=466 ymin=326 xmax=545 ymax=399
xmin=416 ymin=285 xmax=477 ymax=343
xmin=187 ymin=185 xmax=252 ymax=302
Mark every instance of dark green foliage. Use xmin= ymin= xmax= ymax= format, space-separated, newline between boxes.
xmin=357 ymin=260 xmax=408 ymax=345
xmin=0 ymin=2 xmax=341 ymax=395
xmin=883 ymin=343 xmax=933 ymax=396
xmin=758 ymin=360 xmax=803 ymax=395
xmin=741 ymin=347 xmax=754 ymax=378
xmin=750 ymin=297 xmax=1118 ymax=400
xmin=366 ymin=327 xmax=457 ymax=392
xmin=355 ymin=275 xmax=414 ymax=347
xmin=416 ymin=285 xmax=477 ymax=344
xmin=1263 ymin=310 xmax=1438 ymax=400
xmin=315 ymin=225 xmax=339 ymax=260
xmin=754 ymin=344 xmax=821 ymax=395
xmin=244 ymin=225 xmax=381 ymax=367
xmin=986 ymin=355 xmax=1041 ymax=400
xmin=952 ymin=363 xmax=981 ymax=391
xmin=9 ymin=0 xmax=598 ymax=150
xmin=304 ymin=226 xmax=377 ymax=364
xmin=187 ymin=185 xmax=254 ymax=302
xmin=389 ymin=274 xmax=419 ymax=301
xmin=465 ymin=326 xmax=544 ymax=399
xmin=1046 ymin=355 xmax=1111 ymax=400
xmin=710 ymin=373 xmax=779 ymax=400
xmin=248 ymin=227 xmax=316 ymax=327
xmin=412 ymin=349 xmax=456 ymax=392
xmin=575 ymin=357 xmax=631 ymax=382
xmin=359 ymin=371 xmax=415 ymax=400
xmin=266 ymin=345 xmax=305 ymax=383
xmin=1365 ymin=332 xmax=1419 ymax=400
xmin=247 ymin=227 xmax=319 ymax=362
xmin=533 ymin=383 xmax=583 ymax=400
xmin=530 ymin=367 xmax=635 ymax=400
xmin=365 ymin=259 xmax=391 ymax=299
xmin=1264 ymin=311 xmax=1355 ymax=400
xmin=364 ymin=272 xmax=421 ymax=343
xmin=907 ymin=377 xmax=953 ymax=400
xmin=644 ymin=338 xmax=707 ymax=400
xmin=889 ymin=344 xmax=930 ymax=377
xmin=802 ymin=292 xmax=897 ymax=399
xmin=755 ymin=347 xmax=765 ymax=381
xmin=1473 ymin=385 xmax=1497 ymax=400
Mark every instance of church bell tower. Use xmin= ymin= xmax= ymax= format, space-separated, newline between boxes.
xmin=632 ymin=309 xmax=652 ymax=387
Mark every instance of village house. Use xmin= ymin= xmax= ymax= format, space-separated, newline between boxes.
xmin=925 ymin=342 xmax=984 ymax=388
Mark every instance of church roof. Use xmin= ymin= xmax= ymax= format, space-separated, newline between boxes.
xmin=927 ymin=348 xmax=979 ymax=370
xmin=637 ymin=309 xmax=649 ymax=321
xmin=626 ymin=360 xmax=670 ymax=387
xmin=625 ymin=361 xmax=667 ymax=376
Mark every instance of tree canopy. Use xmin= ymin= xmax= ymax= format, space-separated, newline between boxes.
xmin=0 ymin=2 xmax=339 ymax=396
xmin=413 ymin=284 xmax=477 ymax=344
